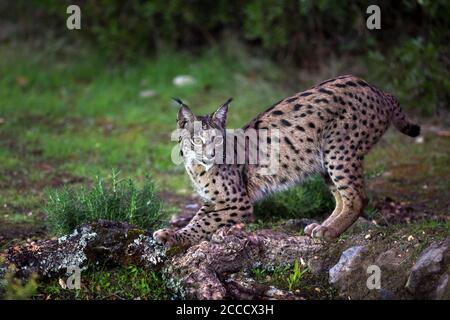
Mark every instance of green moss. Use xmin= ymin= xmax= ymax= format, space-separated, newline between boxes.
xmin=127 ymin=229 xmax=145 ymax=238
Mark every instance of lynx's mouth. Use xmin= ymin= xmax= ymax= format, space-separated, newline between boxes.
xmin=201 ymin=156 xmax=215 ymax=166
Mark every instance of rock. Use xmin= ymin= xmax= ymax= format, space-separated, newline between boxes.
xmin=185 ymin=203 xmax=199 ymax=210
xmin=224 ymin=272 xmax=302 ymax=300
xmin=375 ymin=248 xmax=406 ymax=269
xmin=170 ymin=210 xmax=197 ymax=228
xmin=405 ymin=238 xmax=450 ymax=298
xmin=284 ymin=218 xmax=318 ymax=231
xmin=433 ymin=273 xmax=450 ymax=300
xmin=373 ymin=248 xmax=412 ymax=298
xmin=167 ymin=226 xmax=322 ymax=299
xmin=329 ymin=246 xmax=367 ymax=285
xmin=139 ymin=89 xmax=157 ymax=98
xmin=173 ymin=75 xmax=196 ymax=87
xmin=3 ymin=221 xmax=322 ymax=300
xmin=5 ymin=219 xmax=446 ymax=300
xmin=326 ymin=238 xmax=449 ymax=300
xmin=378 ymin=288 xmax=398 ymax=300
xmin=307 ymin=255 xmax=327 ymax=274
xmin=160 ymin=198 xmax=199 ymax=229
xmin=327 ymin=245 xmax=407 ymax=300
xmin=347 ymin=217 xmax=377 ymax=234
xmin=5 ymin=220 xmax=166 ymax=279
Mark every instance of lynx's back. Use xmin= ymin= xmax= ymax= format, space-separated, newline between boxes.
xmin=243 ymin=75 xmax=418 ymax=202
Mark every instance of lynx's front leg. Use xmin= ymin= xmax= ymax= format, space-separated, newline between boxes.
xmin=153 ymin=204 xmax=212 ymax=247
xmin=153 ymin=201 xmax=253 ymax=247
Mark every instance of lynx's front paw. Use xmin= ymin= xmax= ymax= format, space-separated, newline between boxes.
xmin=153 ymin=228 xmax=177 ymax=247
xmin=153 ymin=228 xmax=192 ymax=248
xmin=304 ymin=223 xmax=320 ymax=236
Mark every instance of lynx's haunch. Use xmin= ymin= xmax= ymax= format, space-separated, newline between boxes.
xmin=154 ymin=75 xmax=420 ymax=247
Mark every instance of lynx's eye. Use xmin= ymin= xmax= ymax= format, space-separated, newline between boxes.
xmin=214 ymin=136 xmax=223 ymax=145
xmin=192 ymin=137 xmax=203 ymax=146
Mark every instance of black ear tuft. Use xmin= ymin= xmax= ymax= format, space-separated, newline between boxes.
xmin=223 ymin=97 xmax=233 ymax=106
xmin=172 ymin=97 xmax=185 ymax=106
xmin=213 ymin=98 xmax=233 ymax=127
xmin=176 ymin=98 xmax=195 ymax=128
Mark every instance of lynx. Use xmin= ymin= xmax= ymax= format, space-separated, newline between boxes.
xmin=154 ymin=75 xmax=420 ymax=247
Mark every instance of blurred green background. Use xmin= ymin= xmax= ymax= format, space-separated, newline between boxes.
xmin=4 ymin=0 xmax=449 ymax=113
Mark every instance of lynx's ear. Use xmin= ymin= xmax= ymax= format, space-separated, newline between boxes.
xmin=212 ymin=98 xmax=232 ymax=127
xmin=174 ymin=98 xmax=195 ymax=128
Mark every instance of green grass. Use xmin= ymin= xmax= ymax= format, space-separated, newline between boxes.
xmin=250 ymin=261 xmax=337 ymax=299
xmin=287 ymin=260 xmax=309 ymax=292
xmin=40 ymin=264 xmax=172 ymax=300
xmin=254 ymin=176 xmax=334 ymax=219
xmin=251 ymin=263 xmax=305 ymax=292
xmin=45 ymin=171 xmax=166 ymax=235
xmin=0 ymin=38 xmax=290 ymax=196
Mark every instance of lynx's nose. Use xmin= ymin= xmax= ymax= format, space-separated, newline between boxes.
xmin=204 ymin=143 xmax=216 ymax=160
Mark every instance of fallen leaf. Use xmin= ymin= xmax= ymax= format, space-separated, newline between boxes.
xmin=300 ymin=257 xmax=306 ymax=266
xmin=36 ymin=163 xmax=54 ymax=171
xmin=436 ymin=130 xmax=450 ymax=137
xmin=59 ymin=278 xmax=67 ymax=289
xmin=16 ymin=75 xmax=29 ymax=87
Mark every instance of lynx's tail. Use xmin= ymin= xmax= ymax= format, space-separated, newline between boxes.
xmin=390 ymin=96 xmax=421 ymax=137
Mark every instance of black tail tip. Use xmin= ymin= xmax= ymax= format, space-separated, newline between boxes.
xmin=407 ymin=124 xmax=421 ymax=137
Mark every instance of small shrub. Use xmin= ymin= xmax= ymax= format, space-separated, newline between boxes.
xmin=0 ymin=265 xmax=38 ymax=300
xmin=45 ymin=171 xmax=166 ymax=235
xmin=254 ymin=176 xmax=334 ymax=219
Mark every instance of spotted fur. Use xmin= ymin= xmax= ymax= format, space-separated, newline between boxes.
xmin=154 ymin=75 xmax=420 ymax=246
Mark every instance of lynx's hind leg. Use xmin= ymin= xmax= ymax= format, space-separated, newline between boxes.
xmin=310 ymin=160 xmax=368 ymax=240
xmin=316 ymin=185 xmax=367 ymax=239
xmin=304 ymin=174 xmax=343 ymax=236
